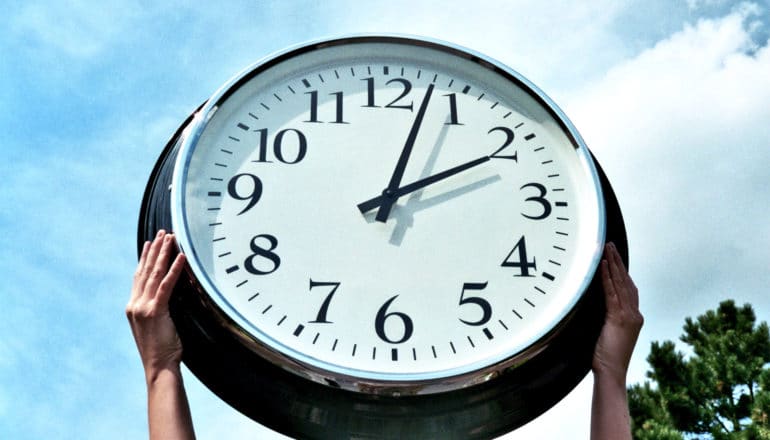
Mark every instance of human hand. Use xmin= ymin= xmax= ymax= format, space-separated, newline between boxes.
xmin=592 ymin=242 xmax=643 ymax=385
xmin=127 ymin=230 xmax=187 ymax=383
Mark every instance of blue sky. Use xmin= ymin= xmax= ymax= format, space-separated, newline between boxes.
xmin=1 ymin=1 xmax=769 ymax=438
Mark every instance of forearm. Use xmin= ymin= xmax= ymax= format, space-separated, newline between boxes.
xmin=146 ymin=366 xmax=196 ymax=440
xmin=590 ymin=372 xmax=631 ymax=440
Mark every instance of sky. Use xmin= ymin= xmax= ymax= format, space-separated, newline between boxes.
xmin=1 ymin=0 xmax=769 ymax=438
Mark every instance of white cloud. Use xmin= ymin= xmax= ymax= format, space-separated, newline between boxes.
xmin=567 ymin=5 xmax=770 ymax=353
xmin=331 ymin=0 xmax=634 ymax=93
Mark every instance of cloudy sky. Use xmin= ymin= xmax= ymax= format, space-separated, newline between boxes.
xmin=1 ymin=0 xmax=769 ymax=438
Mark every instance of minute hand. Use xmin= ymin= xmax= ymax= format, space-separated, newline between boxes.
xmin=357 ymin=155 xmax=491 ymax=214
xmin=374 ymin=84 xmax=435 ymax=222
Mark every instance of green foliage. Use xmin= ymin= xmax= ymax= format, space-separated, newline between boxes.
xmin=629 ymin=300 xmax=770 ymax=439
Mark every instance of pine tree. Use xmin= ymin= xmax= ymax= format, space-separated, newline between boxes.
xmin=629 ymin=300 xmax=770 ymax=439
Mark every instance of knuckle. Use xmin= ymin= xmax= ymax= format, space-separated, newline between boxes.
xmin=157 ymin=282 xmax=171 ymax=297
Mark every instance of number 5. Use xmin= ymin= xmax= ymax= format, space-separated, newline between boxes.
xmin=458 ymin=282 xmax=492 ymax=326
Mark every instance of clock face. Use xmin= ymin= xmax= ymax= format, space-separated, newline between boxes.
xmin=172 ymin=36 xmax=605 ymax=393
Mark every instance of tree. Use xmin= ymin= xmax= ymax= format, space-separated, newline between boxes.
xmin=629 ymin=300 xmax=770 ymax=439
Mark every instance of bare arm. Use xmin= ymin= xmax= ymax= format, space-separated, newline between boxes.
xmin=590 ymin=242 xmax=643 ymax=440
xmin=126 ymin=230 xmax=196 ymax=440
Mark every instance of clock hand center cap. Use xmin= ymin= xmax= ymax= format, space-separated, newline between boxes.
xmin=382 ymin=188 xmax=397 ymax=199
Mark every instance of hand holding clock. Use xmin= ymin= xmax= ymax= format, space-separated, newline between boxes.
xmin=590 ymin=242 xmax=643 ymax=440
xmin=126 ymin=230 xmax=195 ymax=440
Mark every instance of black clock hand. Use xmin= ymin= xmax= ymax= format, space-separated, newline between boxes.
xmin=375 ymin=83 xmax=435 ymax=222
xmin=358 ymin=155 xmax=491 ymax=214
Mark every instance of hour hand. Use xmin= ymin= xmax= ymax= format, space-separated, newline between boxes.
xmin=358 ymin=155 xmax=490 ymax=214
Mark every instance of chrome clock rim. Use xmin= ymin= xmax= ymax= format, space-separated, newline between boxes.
xmin=168 ymin=34 xmax=607 ymax=393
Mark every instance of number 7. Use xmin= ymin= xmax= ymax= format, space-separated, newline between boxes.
xmin=308 ymin=279 xmax=340 ymax=323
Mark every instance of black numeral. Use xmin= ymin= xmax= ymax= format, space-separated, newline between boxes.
xmin=227 ymin=173 xmax=262 ymax=215
xmin=444 ymin=93 xmax=463 ymax=125
xmin=362 ymin=77 xmax=414 ymax=110
xmin=308 ymin=280 xmax=340 ymax=324
xmin=252 ymin=128 xmax=307 ymax=164
xmin=375 ymin=295 xmax=414 ymax=344
xmin=458 ymin=282 xmax=492 ymax=326
xmin=488 ymin=126 xmax=518 ymax=161
xmin=244 ymin=234 xmax=281 ymax=275
xmin=520 ymin=182 xmax=551 ymax=220
xmin=305 ymin=91 xmax=347 ymax=124
xmin=502 ymin=236 xmax=537 ymax=277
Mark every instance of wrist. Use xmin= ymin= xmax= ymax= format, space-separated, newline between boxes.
xmin=592 ymin=366 xmax=627 ymax=389
xmin=145 ymin=363 xmax=183 ymax=387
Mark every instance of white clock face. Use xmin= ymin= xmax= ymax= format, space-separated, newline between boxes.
xmin=172 ymin=37 xmax=604 ymax=392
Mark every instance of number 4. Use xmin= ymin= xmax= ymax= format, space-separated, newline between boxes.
xmin=501 ymin=236 xmax=537 ymax=277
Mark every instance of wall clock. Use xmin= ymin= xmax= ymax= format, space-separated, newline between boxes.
xmin=138 ymin=35 xmax=628 ymax=439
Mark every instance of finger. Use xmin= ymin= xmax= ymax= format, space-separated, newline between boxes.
xmin=608 ymin=242 xmax=629 ymax=284
xmin=156 ymin=252 xmax=186 ymax=306
xmin=142 ymin=230 xmax=167 ymax=280
xmin=130 ymin=241 xmax=152 ymax=302
xmin=607 ymin=242 xmax=639 ymax=311
xmin=136 ymin=240 xmax=151 ymax=274
xmin=606 ymin=242 xmax=627 ymax=308
xmin=600 ymin=258 xmax=619 ymax=313
xmin=146 ymin=233 xmax=174 ymax=299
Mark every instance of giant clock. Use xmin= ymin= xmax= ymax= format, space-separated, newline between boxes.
xmin=138 ymin=35 xmax=628 ymax=439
